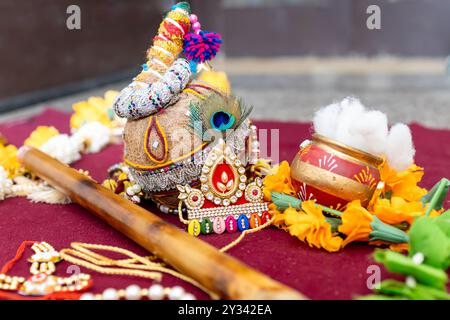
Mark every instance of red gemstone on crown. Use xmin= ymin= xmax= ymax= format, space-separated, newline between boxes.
xmin=211 ymin=162 xmax=236 ymax=195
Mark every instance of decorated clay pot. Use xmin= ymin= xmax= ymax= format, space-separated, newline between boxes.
xmin=119 ymin=81 xmax=252 ymax=209
xmin=112 ymin=3 xmax=253 ymax=208
xmin=122 ymin=82 xmax=211 ymax=208
xmin=291 ymin=134 xmax=383 ymax=209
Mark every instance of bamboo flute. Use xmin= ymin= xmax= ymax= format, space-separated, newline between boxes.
xmin=18 ymin=146 xmax=306 ymax=300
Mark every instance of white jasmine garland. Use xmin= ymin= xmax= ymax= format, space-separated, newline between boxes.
xmin=1 ymin=105 xmax=114 ymax=205
xmin=39 ymin=134 xmax=82 ymax=164
xmin=27 ymin=185 xmax=72 ymax=204
xmin=0 ymin=166 xmax=12 ymax=200
xmin=71 ymin=121 xmax=111 ymax=153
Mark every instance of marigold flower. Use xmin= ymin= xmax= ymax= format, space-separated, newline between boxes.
xmin=0 ymin=144 xmax=21 ymax=178
xmin=197 ymin=70 xmax=231 ymax=94
xmin=373 ymin=197 xmax=440 ymax=225
xmin=24 ymin=126 xmax=59 ymax=148
xmin=339 ymin=200 xmax=373 ymax=246
xmin=339 ymin=200 xmax=409 ymax=247
xmin=379 ymin=163 xmax=427 ymax=202
xmin=389 ymin=243 xmax=410 ymax=253
xmin=70 ymin=91 xmax=119 ymax=129
xmin=263 ymin=161 xmax=296 ymax=201
xmin=278 ymin=201 xmax=343 ymax=252
xmin=0 ymin=133 xmax=7 ymax=146
xmin=269 ymin=202 xmax=284 ymax=227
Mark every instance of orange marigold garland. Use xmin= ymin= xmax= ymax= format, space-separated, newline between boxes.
xmin=378 ymin=162 xmax=427 ymax=202
xmin=338 ymin=201 xmax=373 ymax=246
xmin=372 ymin=197 xmax=441 ymax=225
xmin=263 ymin=161 xmax=296 ymax=201
xmin=274 ymin=202 xmax=343 ymax=252
xmin=264 ymin=159 xmax=448 ymax=253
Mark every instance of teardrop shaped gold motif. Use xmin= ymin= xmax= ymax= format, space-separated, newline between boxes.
xmin=144 ymin=116 xmax=169 ymax=164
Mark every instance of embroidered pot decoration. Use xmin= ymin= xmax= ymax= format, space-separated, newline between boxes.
xmin=113 ymin=59 xmax=192 ymax=120
xmin=291 ymin=134 xmax=383 ymax=209
xmin=143 ymin=116 xmax=169 ymax=164
xmin=178 ymin=139 xmax=269 ymax=236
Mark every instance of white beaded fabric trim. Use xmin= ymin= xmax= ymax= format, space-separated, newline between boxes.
xmin=187 ymin=202 xmax=269 ymax=220
xmin=127 ymin=124 xmax=251 ymax=193
xmin=129 ymin=162 xmax=203 ymax=193
xmin=113 ymin=59 xmax=191 ymax=120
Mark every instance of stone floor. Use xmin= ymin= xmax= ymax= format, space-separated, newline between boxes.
xmin=1 ymin=57 xmax=450 ymax=129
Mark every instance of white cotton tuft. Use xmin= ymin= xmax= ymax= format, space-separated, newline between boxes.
xmin=385 ymin=123 xmax=415 ymax=171
xmin=312 ymin=97 xmax=415 ymax=169
xmin=348 ymin=110 xmax=389 ymax=155
xmin=313 ymin=102 xmax=341 ymax=140
xmin=335 ymin=97 xmax=368 ymax=150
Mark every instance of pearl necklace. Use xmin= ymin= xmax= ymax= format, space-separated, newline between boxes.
xmin=60 ymin=242 xmax=213 ymax=298
xmin=80 ymin=284 xmax=195 ymax=300
xmin=0 ymin=241 xmax=92 ymax=299
xmin=0 ymin=241 xmax=201 ymax=300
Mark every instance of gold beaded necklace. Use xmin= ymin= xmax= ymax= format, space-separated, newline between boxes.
xmin=0 ymin=241 xmax=92 ymax=299
xmin=0 ymin=241 xmax=216 ymax=300
xmin=59 ymin=242 xmax=217 ymax=299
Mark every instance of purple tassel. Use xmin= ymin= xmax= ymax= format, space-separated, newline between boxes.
xmin=183 ymin=31 xmax=222 ymax=63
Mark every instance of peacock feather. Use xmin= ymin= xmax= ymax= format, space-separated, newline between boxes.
xmin=188 ymin=93 xmax=252 ymax=141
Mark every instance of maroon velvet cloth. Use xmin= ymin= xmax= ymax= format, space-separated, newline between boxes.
xmin=0 ymin=108 xmax=449 ymax=300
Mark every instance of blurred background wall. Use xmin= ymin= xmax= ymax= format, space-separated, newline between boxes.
xmin=1 ymin=0 xmax=449 ymax=123
xmin=0 ymin=0 xmax=164 ymax=111
xmin=197 ymin=0 xmax=450 ymax=57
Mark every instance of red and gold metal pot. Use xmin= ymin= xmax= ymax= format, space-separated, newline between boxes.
xmin=291 ymin=134 xmax=383 ymax=209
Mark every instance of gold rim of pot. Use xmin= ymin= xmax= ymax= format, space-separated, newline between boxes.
xmin=312 ymin=134 xmax=384 ymax=168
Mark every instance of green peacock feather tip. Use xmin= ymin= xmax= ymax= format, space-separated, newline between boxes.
xmin=188 ymin=93 xmax=253 ymax=141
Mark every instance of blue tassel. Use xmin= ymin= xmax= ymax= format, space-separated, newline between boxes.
xmin=189 ymin=60 xmax=198 ymax=74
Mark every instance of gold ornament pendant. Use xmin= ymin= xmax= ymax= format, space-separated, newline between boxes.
xmin=18 ymin=273 xmax=91 ymax=296
xmin=178 ymin=139 xmax=269 ymax=236
xmin=0 ymin=241 xmax=92 ymax=299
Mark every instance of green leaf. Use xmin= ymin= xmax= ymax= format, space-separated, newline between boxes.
xmin=421 ymin=178 xmax=449 ymax=210
xmin=432 ymin=210 xmax=450 ymax=269
xmin=434 ymin=209 xmax=450 ymax=238
xmin=378 ymin=280 xmax=450 ymax=300
xmin=377 ymin=279 xmax=410 ymax=296
xmin=374 ymin=250 xmax=448 ymax=289
xmin=271 ymin=191 xmax=343 ymax=217
xmin=369 ymin=216 xmax=409 ymax=244
xmin=409 ymin=216 xmax=450 ymax=269
xmin=357 ymin=294 xmax=405 ymax=300
xmin=271 ymin=192 xmax=302 ymax=210
xmin=325 ymin=217 xmax=342 ymax=233
xmin=421 ymin=180 xmax=441 ymax=204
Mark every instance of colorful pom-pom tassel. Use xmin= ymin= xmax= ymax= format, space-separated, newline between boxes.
xmin=183 ymin=31 xmax=222 ymax=64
